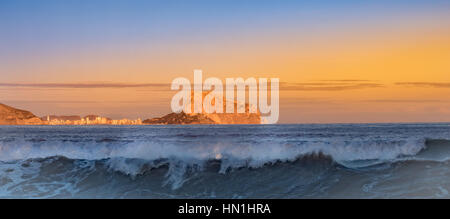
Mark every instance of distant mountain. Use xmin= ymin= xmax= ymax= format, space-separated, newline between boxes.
xmin=143 ymin=112 xmax=215 ymax=125
xmin=143 ymin=92 xmax=261 ymax=125
xmin=0 ymin=103 xmax=43 ymax=125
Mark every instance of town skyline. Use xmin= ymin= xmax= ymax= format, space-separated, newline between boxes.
xmin=42 ymin=114 xmax=143 ymax=125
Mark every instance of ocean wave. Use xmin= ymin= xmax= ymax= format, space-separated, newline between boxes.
xmin=0 ymin=137 xmax=432 ymax=163
xmin=1 ymin=139 xmax=450 ymax=197
xmin=2 ymin=124 xmax=450 ymax=198
xmin=1 ymin=137 xmax=449 ymax=172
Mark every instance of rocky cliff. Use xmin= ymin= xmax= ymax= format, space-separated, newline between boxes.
xmin=0 ymin=103 xmax=44 ymax=125
xmin=143 ymin=112 xmax=215 ymax=125
xmin=144 ymin=92 xmax=261 ymax=125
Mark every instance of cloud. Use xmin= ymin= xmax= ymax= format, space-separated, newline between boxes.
xmin=0 ymin=81 xmax=385 ymax=92
xmin=279 ymin=82 xmax=384 ymax=91
xmin=0 ymin=83 xmax=169 ymax=89
xmin=317 ymin=80 xmax=375 ymax=82
xmin=0 ymin=100 xmax=163 ymax=104
xmin=364 ymin=99 xmax=448 ymax=103
xmin=396 ymin=82 xmax=450 ymax=88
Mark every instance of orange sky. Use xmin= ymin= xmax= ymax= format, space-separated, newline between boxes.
xmin=1 ymin=1 xmax=450 ymax=123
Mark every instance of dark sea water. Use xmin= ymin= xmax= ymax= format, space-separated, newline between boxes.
xmin=1 ymin=124 xmax=450 ymax=198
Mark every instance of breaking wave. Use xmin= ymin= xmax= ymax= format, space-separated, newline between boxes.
xmin=0 ymin=136 xmax=437 ymax=168
xmin=1 ymin=124 xmax=450 ymax=198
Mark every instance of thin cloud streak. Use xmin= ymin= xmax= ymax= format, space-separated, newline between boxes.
xmin=0 ymin=83 xmax=168 ymax=89
xmin=396 ymin=82 xmax=450 ymax=88
xmin=0 ymin=81 xmax=385 ymax=91
xmin=280 ymin=82 xmax=384 ymax=91
xmin=363 ymin=99 xmax=449 ymax=103
xmin=317 ymin=80 xmax=375 ymax=82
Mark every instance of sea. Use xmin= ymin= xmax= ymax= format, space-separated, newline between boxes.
xmin=1 ymin=124 xmax=450 ymax=198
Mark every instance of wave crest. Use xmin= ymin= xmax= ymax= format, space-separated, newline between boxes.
xmin=0 ymin=137 xmax=429 ymax=165
xmin=1 ymin=139 xmax=450 ymax=194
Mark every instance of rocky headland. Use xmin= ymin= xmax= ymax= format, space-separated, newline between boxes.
xmin=0 ymin=103 xmax=44 ymax=125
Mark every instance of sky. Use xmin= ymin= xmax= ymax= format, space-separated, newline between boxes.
xmin=1 ymin=0 xmax=450 ymax=123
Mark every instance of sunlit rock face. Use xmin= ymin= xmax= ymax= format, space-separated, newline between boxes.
xmin=144 ymin=91 xmax=261 ymax=125
xmin=0 ymin=103 xmax=44 ymax=125
xmin=188 ymin=91 xmax=261 ymax=124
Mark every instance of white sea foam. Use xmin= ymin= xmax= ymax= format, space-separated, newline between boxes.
xmin=0 ymin=136 xmax=430 ymax=167
xmin=1 ymin=124 xmax=450 ymax=197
